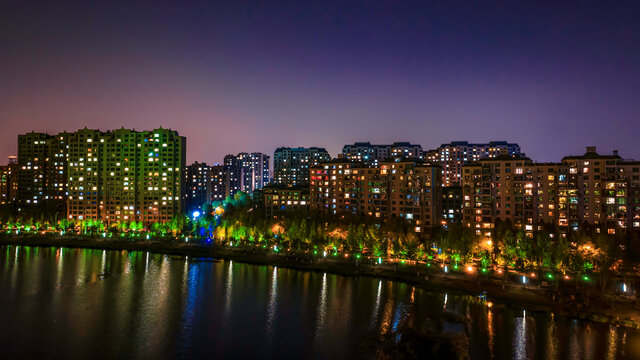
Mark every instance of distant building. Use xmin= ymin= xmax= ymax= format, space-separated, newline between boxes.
xmin=262 ymin=184 xmax=309 ymax=217
xmin=210 ymin=165 xmax=226 ymax=202
xmin=0 ymin=156 xmax=18 ymax=205
xmin=223 ymin=152 xmax=270 ymax=196
xmin=461 ymin=147 xmax=640 ymax=237
xmin=184 ymin=162 xmax=212 ymax=213
xmin=274 ymin=147 xmax=331 ymax=186
xmin=309 ymin=159 xmax=442 ymax=232
xmin=425 ymin=141 xmax=521 ymax=186
xmin=17 ymin=132 xmax=70 ymax=214
xmin=341 ymin=141 xmax=423 ymax=166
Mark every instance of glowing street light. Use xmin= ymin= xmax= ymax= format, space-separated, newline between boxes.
xmin=192 ymin=210 xmax=201 ymax=219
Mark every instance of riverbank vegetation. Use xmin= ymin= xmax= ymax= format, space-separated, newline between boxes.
xmin=2 ymin=192 xmax=640 ymax=294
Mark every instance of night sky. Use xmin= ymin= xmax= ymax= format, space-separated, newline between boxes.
xmin=2 ymin=0 xmax=639 ymax=164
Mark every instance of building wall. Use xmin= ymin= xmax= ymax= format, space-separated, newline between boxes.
xmin=210 ymin=165 xmax=227 ymax=202
xmin=341 ymin=142 xmax=423 ymax=166
xmin=0 ymin=157 xmax=18 ymax=205
xmin=18 ymin=133 xmax=65 ymax=205
xmin=18 ymin=128 xmax=185 ymax=224
xmin=462 ymin=147 xmax=640 ymax=237
xmin=274 ymin=147 xmax=330 ymax=186
xmin=262 ymin=185 xmax=309 ymax=217
xmin=184 ymin=162 xmax=212 ymax=213
xmin=223 ymin=152 xmax=270 ymax=197
xmin=442 ymin=186 xmax=462 ymax=225
xmin=426 ymin=141 xmax=521 ymax=187
xmin=309 ymin=160 xmax=441 ymax=232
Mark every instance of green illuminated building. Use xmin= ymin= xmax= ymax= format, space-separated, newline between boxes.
xmin=18 ymin=127 xmax=186 ymax=224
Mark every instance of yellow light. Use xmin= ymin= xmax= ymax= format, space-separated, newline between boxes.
xmin=466 ymin=266 xmax=473 ymax=272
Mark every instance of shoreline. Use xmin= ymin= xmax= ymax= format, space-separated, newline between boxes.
xmin=2 ymin=234 xmax=640 ymax=330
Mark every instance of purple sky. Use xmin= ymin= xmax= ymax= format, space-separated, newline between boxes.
xmin=2 ymin=0 xmax=639 ymax=164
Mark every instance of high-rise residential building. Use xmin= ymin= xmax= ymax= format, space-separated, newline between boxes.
xmin=0 ymin=157 xmax=18 ymax=205
xmin=67 ymin=127 xmax=186 ymax=224
xmin=18 ymin=127 xmax=186 ymax=224
xmin=341 ymin=142 xmax=423 ymax=166
xmin=560 ymin=147 xmax=640 ymax=233
xmin=309 ymin=159 xmax=442 ymax=232
xmin=462 ymin=154 xmax=537 ymax=237
xmin=17 ymin=132 xmax=69 ymax=214
xmin=210 ymin=165 xmax=226 ymax=202
xmin=184 ymin=162 xmax=212 ymax=213
xmin=425 ymin=141 xmax=521 ymax=186
xmin=223 ymin=152 xmax=270 ymax=196
xmin=461 ymin=147 xmax=640 ymax=237
xmin=67 ymin=128 xmax=103 ymax=221
xmin=274 ymin=147 xmax=331 ymax=186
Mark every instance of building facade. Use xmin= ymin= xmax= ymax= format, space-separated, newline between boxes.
xmin=17 ymin=132 xmax=69 ymax=214
xmin=18 ymin=128 xmax=186 ymax=224
xmin=210 ymin=165 xmax=226 ymax=202
xmin=274 ymin=147 xmax=331 ymax=186
xmin=442 ymin=185 xmax=463 ymax=226
xmin=560 ymin=147 xmax=640 ymax=233
xmin=184 ymin=162 xmax=212 ymax=213
xmin=262 ymin=184 xmax=309 ymax=217
xmin=223 ymin=152 xmax=269 ymax=196
xmin=67 ymin=127 xmax=186 ymax=224
xmin=0 ymin=157 xmax=18 ymax=206
xmin=425 ymin=141 xmax=521 ymax=186
xmin=461 ymin=147 xmax=640 ymax=237
xmin=309 ymin=159 xmax=442 ymax=232
xmin=341 ymin=142 xmax=423 ymax=166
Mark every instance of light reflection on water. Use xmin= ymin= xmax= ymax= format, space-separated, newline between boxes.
xmin=265 ymin=266 xmax=278 ymax=342
xmin=1 ymin=245 xmax=640 ymax=359
xmin=487 ymin=307 xmax=495 ymax=358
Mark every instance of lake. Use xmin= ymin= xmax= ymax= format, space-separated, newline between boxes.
xmin=1 ymin=245 xmax=639 ymax=359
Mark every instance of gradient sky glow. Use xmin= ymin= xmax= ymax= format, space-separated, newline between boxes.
xmin=2 ymin=0 xmax=639 ymax=164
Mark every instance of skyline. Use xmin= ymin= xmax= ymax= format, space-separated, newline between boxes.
xmin=2 ymin=1 xmax=640 ymax=164
xmin=2 ymin=127 xmax=632 ymax=164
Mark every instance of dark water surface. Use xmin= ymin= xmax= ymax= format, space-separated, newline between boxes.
xmin=1 ymin=245 xmax=639 ymax=359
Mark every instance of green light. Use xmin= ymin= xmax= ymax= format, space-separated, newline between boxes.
xmin=401 ymin=260 xmax=405 ymax=264
xmin=427 ymin=263 xmax=431 ymax=267
xmin=481 ymin=268 xmax=487 ymax=273
xmin=546 ymin=273 xmax=554 ymax=279
xmin=453 ymin=265 xmax=458 ymax=270
xmin=356 ymin=254 xmax=361 ymax=259
xmin=583 ymin=275 xmax=590 ymax=281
